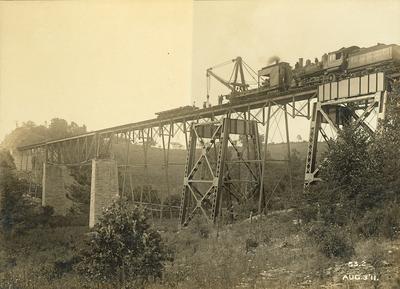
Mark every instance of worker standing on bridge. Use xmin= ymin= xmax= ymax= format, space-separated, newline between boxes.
xmin=218 ymin=95 xmax=224 ymax=105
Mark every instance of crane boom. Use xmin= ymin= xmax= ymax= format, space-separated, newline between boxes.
xmin=205 ymin=56 xmax=251 ymax=106
xmin=206 ymin=69 xmax=235 ymax=92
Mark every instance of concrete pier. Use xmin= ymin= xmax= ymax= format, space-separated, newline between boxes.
xmin=89 ymin=159 xmax=119 ymax=228
xmin=42 ymin=163 xmax=74 ymax=215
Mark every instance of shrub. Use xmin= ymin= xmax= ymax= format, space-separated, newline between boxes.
xmin=309 ymin=223 xmax=354 ymax=259
xmin=244 ymin=238 xmax=258 ymax=253
xmin=302 ymin=103 xmax=400 ymax=239
xmin=189 ymin=215 xmax=211 ymax=239
xmin=357 ymin=209 xmax=383 ymax=238
xmin=75 ymin=199 xmax=171 ymax=286
xmin=379 ymin=205 xmax=400 ymax=239
xmin=52 ymin=256 xmax=81 ymax=279
xmin=0 ymin=150 xmax=53 ymax=236
xmin=356 ymin=205 xmax=400 ymax=239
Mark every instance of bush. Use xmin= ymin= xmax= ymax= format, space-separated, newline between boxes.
xmin=0 ymin=150 xmax=53 ymax=236
xmin=357 ymin=209 xmax=383 ymax=238
xmin=75 ymin=199 xmax=171 ymax=286
xmin=381 ymin=205 xmax=400 ymax=239
xmin=302 ymin=104 xmax=400 ymax=241
xmin=356 ymin=205 xmax=400 ymax=239
xmin=244 ymin=238 xmax=258 ymax=253
xmin=189 ymin=216 xmax=211 ymax=239
xmin=309 ymin=223 xmax=354 ymax=259
xmin=52 ymin=256 xmax=81 ymax=279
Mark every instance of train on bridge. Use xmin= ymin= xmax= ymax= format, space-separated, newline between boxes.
xmin=156 ymin=43 xmax=400 ymax=119
xmin=16 ymin=43 xmax=400 ymax=228
xmin=259 ymin=43 xmax=400 ymax=91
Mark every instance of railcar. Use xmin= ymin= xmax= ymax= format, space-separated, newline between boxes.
xmin=208 ymin=43 xmax=399 ymax=106
xmin=347 ymin=43 xmax=400 ymax=71
xmin=256 ymin=43 xmax=400 ymax=94
xmin=156 ymin=105 xmax=199 ymax=119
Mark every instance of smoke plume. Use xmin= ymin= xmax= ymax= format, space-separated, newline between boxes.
xmin=268 ymin=55 xmax=280 ymax=64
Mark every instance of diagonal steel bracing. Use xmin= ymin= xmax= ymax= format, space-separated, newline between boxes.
xmin=179 ymin=118 xmax=262 ymax=227
xmin=304 ymin=74 xmax=388 ymax=188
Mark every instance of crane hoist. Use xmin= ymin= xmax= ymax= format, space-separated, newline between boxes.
xmin=206 ymin=57 xmax=257 ymax=107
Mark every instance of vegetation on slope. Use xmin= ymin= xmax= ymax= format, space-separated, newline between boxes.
xmin=0 ymin=84 xmax=400 ymax=288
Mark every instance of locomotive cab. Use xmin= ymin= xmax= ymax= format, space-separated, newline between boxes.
xmin=323 ymin=46 xmax=359 ymax=72
xmin=258 ymin=62 xmax=292 ymax=90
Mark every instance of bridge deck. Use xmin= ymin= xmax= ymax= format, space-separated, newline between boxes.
xmin=17 ymin=86 xmax=317 ymax=151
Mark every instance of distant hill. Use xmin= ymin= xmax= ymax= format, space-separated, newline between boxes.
xmin=1 ymin=119 xmax=86 ymax=150
xmin=2 ymin=120 xmax=327 ymax=201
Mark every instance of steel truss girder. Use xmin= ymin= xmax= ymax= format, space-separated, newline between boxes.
xmin=18 ymin=88 xmax=318 ymax=153
xmin=304 ymin=91 xmax=387 ymax=188
xmin=179 ymin=117 xmax=262 ymax=227
xmin=28 ymin=120 xmax=194 ymax=166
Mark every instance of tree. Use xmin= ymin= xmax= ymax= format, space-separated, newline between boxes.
xmin=48 ymin=118 xmax=70 ymax=139
xmin=0 ymin=150 xmax=51 ymax=235
xmin=76 ymin=200 xmax=171 ymax=286
xmin=316 ymin=125 xmax=380 ymax=221
xmin=371 ymin=86 xmax=400 ymax=198
xmin=302 ymin=86 xmax=400 ymax=236
xmin=1 ymin=118 xmax=87 ymax=150
xmin=0 ymin=150 xmax=20 ymax=234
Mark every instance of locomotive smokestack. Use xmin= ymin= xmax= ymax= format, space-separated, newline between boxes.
xmin=299 ymin=58 xmax=303 ymax=68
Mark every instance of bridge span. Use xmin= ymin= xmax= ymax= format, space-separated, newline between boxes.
xmin=15 ymin=70 xmax=394 ymax=227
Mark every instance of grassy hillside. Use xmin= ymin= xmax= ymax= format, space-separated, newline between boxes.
xmin=0 ymin=210 xmax=399 ymax=289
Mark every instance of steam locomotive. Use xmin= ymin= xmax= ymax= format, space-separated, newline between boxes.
xmin=258 ymin=43 xmax=400 ymax=92
xmin=156 ymin=43 xmax=400 ymax=119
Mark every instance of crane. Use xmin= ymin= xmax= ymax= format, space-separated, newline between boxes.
xmin=206 ymin=57 xmax=252 ymax=106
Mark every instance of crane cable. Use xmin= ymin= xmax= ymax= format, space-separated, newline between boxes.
xmin=207 ymin=57 xmax=258 ymax=99
xmin=209 ymin=58 xmax=236 ymax=70
xmin=242 ymin=63 xmax=258 ymax=85
xmin=242 ymin=60 xmax=258 ymax=77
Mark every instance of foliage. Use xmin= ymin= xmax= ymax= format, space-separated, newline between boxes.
xmin=304 ymin=115 xmax=399 ymax=225
xmin=309 ymin=223 xmax=354 ymax=259
xmin=357 ymin=205 xmax=400 ymax=239
xmin=370 ymin=88 xmax=400 ymax=200
xmin=163 ymin=194 xmax=181 ymax=218
xmin=319 ymin=125 xmax=379 ymax=216
xmin=0 ymin=150 xmax=53 ymax=235
xmin=188 ymin=215 xmax=212 ymax=239
xmin=76 ymin=199 xmax=171 ymax=286
xmin=1 ymin=208 xmax=400 ymax=289
xmin=66 ymin=166 xmax=92 ymax=218
xmin=1 ymin=118 xmax=87 ymax=150
xmin=300 ymin=87 xmax=400 ymax=261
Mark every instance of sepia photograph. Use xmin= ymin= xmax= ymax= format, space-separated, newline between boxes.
xmin=0 ymin=0 xmax=400 ymax=288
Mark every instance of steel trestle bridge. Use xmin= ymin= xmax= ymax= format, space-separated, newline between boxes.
xmin=16 ymin=65 xmax=398 ymax=227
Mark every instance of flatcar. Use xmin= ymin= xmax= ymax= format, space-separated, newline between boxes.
xmin=155 ymin=105 xmax=199 ymax=119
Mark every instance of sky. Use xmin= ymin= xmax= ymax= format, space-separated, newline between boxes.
xmin=1 ymin=0 xmax=400 ymax=143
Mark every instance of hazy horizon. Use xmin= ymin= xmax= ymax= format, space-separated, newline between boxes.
xmin=1 ymin=0 xmax=400 ymax=143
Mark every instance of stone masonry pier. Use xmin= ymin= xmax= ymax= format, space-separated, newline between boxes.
xmin=42 ymin=163 xmax=74 ymax=215
xmin=89 ymin=159 xmax=119 ymax=228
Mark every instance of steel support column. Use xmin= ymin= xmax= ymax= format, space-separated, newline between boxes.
xmin=179 ymin=117 xmax=262 ymax=227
